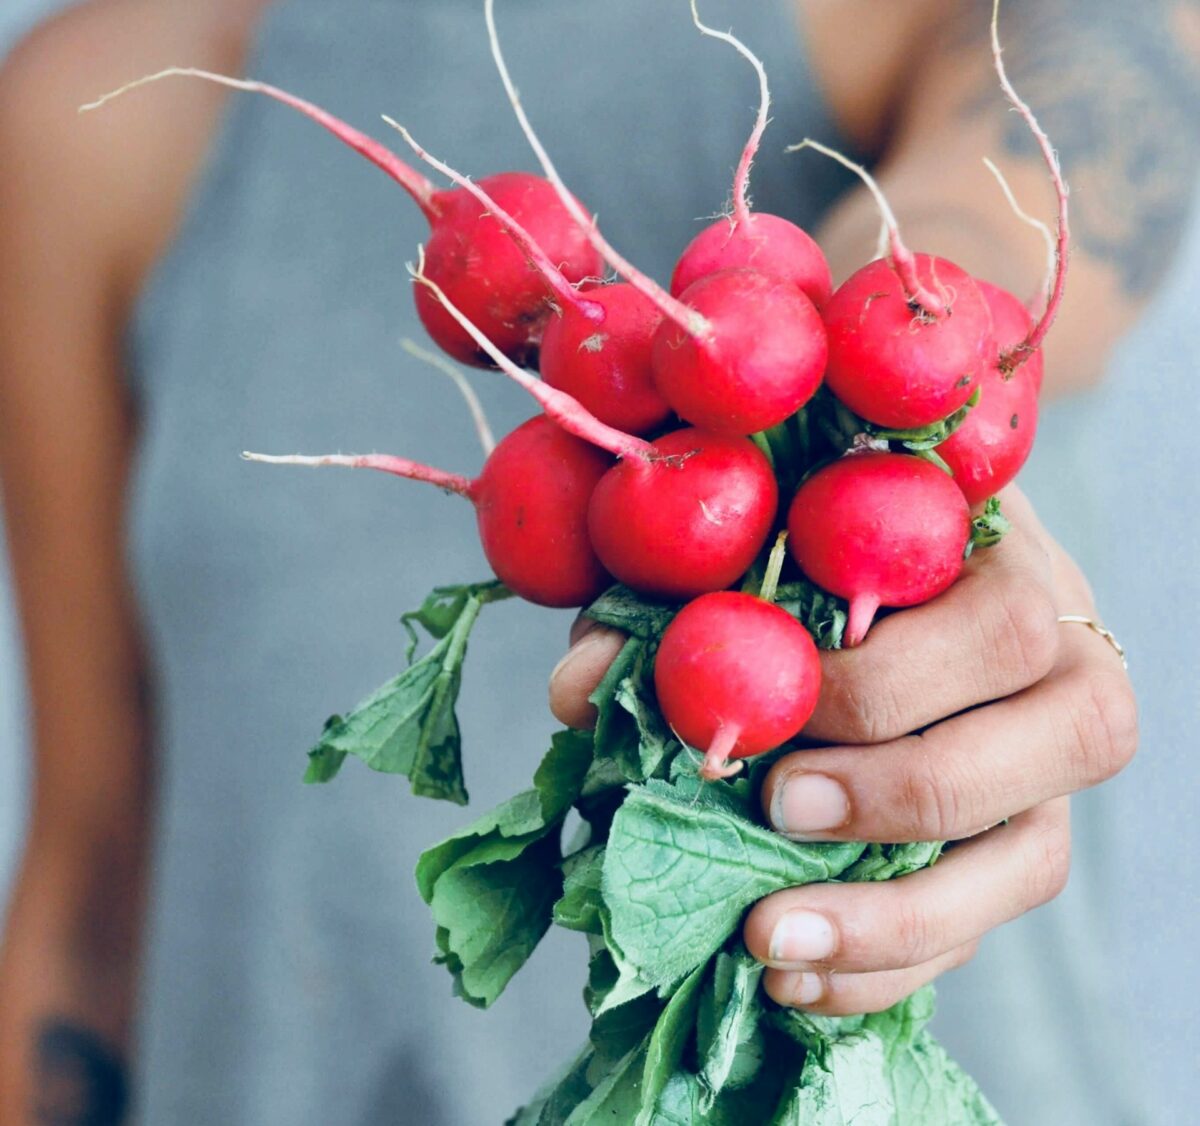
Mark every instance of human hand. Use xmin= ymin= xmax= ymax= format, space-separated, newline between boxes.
xmin=548 ymin=487 xmax=1136 ymax=1015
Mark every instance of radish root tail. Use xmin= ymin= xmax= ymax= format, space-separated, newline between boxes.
xmin=400 ymin=338 xmax=497 ymax=455
xmin=787 ymin=138 xmax=947 ymax=317
xmin=689 ymin=0 xmax=769 ymax=229
xmin=982 ymin=158 xmax=1056 ymax=315
xmin=80 ymin=68 xmax=440 ymax=219
xmin=990 ymin=0 xmax=1070 ymax=364
xmin=241 ymin=450 xmax=474 ymax=496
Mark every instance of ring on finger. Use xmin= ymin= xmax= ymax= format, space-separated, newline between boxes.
xmin=1057 ymin=614 xmax=1127 ymax=669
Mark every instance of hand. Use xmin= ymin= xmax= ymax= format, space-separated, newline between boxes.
xmin=548 ymin=487 xmax=1137 ymax=1015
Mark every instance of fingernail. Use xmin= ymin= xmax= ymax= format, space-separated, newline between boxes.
xmin=791 ymin=972 xmax=824 ymax=1006
xmin=770 ymin=773 xmax=850 ymax=838
xmin=768 ymin=910 xmax=836 ymax=965
xmin=549 ymin=628 xmax=619 ymax=683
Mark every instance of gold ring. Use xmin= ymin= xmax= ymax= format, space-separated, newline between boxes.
xmin=1057 ymin=615 xmax=1128 ymax=669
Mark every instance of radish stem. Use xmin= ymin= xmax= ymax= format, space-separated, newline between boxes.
xmin=483 ymin=0 xmax=711 ymax=340
xmin=407 ymin=248 xmax=653 ymax=463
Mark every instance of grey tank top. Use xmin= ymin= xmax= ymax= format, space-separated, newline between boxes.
xmin=122 ymin=1 xmax=1194 ymax=1123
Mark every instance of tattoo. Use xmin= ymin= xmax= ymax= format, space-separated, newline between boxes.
xmin=33 ymin=1020 xmax=129 ymax=1126
xmin=956 ymin=1 xmax=1200 ymax=297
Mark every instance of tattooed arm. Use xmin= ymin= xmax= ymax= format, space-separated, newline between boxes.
xmin=800 ymin=0 xmax=1200 ymax=396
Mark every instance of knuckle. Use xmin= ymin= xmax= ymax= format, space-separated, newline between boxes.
xmin=889 ymin=893 xmax=944 ymax=968
xmin=992 ymin=575 xmax=1060 ymax=687
xmin=1026 ymin=822 xmax=1072 ymax=907
xmin=952 ymin=939 xmax=981 ymax=969
xmin=829 ymin=671 xmax=907 ymax=746
xmin=1070 ymin=670 xmax=1139 ymax=784
xmin=896 ymin=750 xmax=966 ymax=840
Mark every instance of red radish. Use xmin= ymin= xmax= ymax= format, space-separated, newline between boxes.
xmin=654 ymin=591 xmax=821 ymax=780
xmin=243 ymin=416 xmax=612 ymax=609
xmin=80 ymin=69 xmax=602 ymax=369
xmin=484 ymin=0 xmax=826 ymax=436
xmin=671 ymin=213 xmax=832 ymax=310
xmin=787 ymin=453 xmax=971 ymax=646
xmin=652 ymin=268 xmax=826 ymax=435
xmin=411 ymin=252 xmax=780 ymax=601
xmin=669 ymin=5 xmax=831 ymax=308
xmin=538 ymin=283 xmax=670 ymax=434
xmin=786 ymin=139 xmax=995 ymax=429
xmin=587 ymin=429 xmax=778 ymax=600
xmin=978 ymin=279 xmax=1044 ymax=394
xmin=820 ymin=252 xmax=994 ymax=431
xmin=938 ymin=282 xmax=1040 ymax=506
xmin=386 ymin=122 xmax=671 ymax=434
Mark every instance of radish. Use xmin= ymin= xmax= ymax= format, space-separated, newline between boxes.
xmin=654 ymin=591 xmax=821 ymax=780
xmin=244 ymin=416 xmax=612 ymax=609
xmin=668 ymin=3 xmax=832 ymax=308
xmin=587 ymin=428 xmax=778 ymax=601
xmin=384 ymin=122 xmax=671 ymax=434
xmin=787 ymin=453 xmax=971 ymax=646
xmin=817 ymin=251 xmax=994 ymax=430
xmin=410 ymin=251 xmax=780 ymax=602
xmin=784 ymin=138 xmax=995 ymax=430
xmin=671 ymin=213 xmax=832 ymax=311
xmin=483 ymin=0 xmax=826 ymax=437
xmin=80 ymin=69 xmax=602 ymax=368
xmin=937 ymin=282 xmax=1040 ymax=505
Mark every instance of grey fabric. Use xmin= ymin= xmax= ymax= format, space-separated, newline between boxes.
xmin=0 ymin=1 xmax=1195 ymax=1123
xmin=120 ymin=3 xmax=852 ymax=1124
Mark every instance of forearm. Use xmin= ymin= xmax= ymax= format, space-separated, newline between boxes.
xmin=0 ymin=822 xmax=148 ymax=1125
xmin=810 ymin=0 xmax=1200 ymax=399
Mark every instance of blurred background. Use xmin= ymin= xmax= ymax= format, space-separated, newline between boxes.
xmin=1 ymin=1 xmax=1197 ymax=1123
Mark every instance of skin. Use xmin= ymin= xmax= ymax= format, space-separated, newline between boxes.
xmin=0 ymin=0 xmax=1191 ymax=1121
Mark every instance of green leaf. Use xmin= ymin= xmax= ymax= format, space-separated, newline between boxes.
xmin=563 ymin=1041 xmax=651 ymax=1125
xmin=872 ymin=388 xmax=979 ymax=451
xmin=586 ymin=585 xmax=679 ymax=640
xmin=695 ymin=949 xmax=764 ymax=1106
xmin=304 ymin=580 xmax=509 ymax=801
xmin=506 ymin=1043 xmax=596 ymax=1126
xmin=415 ymin=731 xmax=592 ymax=1007
xmin=555 ymin=846 xmax=606 ymax=935
xmin=590 ymin=637 xmax=679 ymax=783
xmin=966 ymin=496 xmax=1012 ymax=556
xmin=635 ymin=962 xmax=707 ymax=1126
xmin=771 ymin=988 xmax=1002 ymax=1125
xmin=602 ymin=785 xmax=866 ymax=989
xmin=843 ymin=841 xmax=945 ymax=883
xmin=428 ymin=832 xmax=562 ymax=1008
xmin=772 ymin=580 xmax=849 ymax=650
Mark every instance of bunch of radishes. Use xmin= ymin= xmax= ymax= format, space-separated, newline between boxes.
xmin=84 ymin=0 xmax=1064 ymax=787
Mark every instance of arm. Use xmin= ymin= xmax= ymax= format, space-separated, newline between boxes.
xmin=801 ymin=0 xmax=1200 ymax=396
xmin=0 ymin=5 xmax=266 ymax=1120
